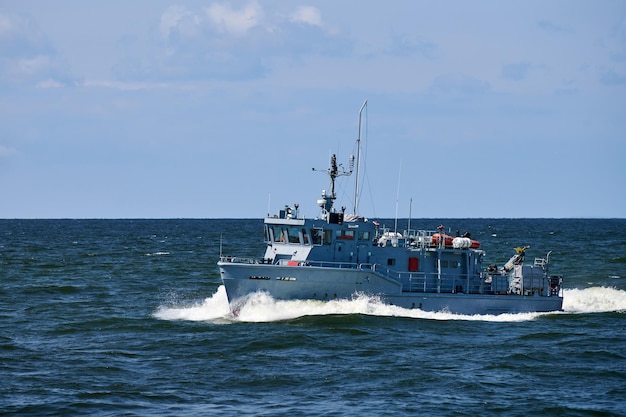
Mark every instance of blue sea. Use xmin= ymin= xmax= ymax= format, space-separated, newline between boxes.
xmin=1 ymin=218 xmax=625 ymax=416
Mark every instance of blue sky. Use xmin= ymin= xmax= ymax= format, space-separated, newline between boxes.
xmin=1 ymin=1 xmax=625 ymax=218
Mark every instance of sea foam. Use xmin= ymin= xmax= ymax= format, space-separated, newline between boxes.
xmin=154 ymin=285 xmax=625 ymax=324
xmin=153 ymin=285 xmax=231 ymax=322
xmin=562 ymin=286 xmax=626 ymax=313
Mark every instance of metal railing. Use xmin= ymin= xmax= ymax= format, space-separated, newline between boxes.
xmin=219 ymin=256 xmax=258 ymax=264
xmin=220 ymin=255 xmax=562 ymax=298
xmin=375 ymin=228 xmax=440 ymax=249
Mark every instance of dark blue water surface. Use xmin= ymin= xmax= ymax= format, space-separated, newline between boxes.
xmin=1 ymin=219 xmax=625 ymax=416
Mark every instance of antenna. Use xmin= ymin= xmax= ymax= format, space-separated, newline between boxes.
xmin=394 ymin=159 xmax=402 ymax=234
xmin=313 ymin=100 xmax=367 ymax=219
xmin=313 ymin=152 xmax=353 ymax=219
xmin=408 ymin=197 xmax=413 ymax=233
xmin=353 ymin=100 xmax=367 ymax=215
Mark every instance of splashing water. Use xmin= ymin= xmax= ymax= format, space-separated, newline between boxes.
xmin=154 ymin=286 xmax=625 ymax=324
xmin=154 ymin=285 xmax=231 ymax=322
xmin=562 ymin=286 xmax=626 ymax=313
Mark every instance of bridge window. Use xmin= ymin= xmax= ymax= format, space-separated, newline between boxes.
xmin=387 ymin=258 xmax=396 ymax=266
xmin=324 ymin=230 xmax=333 ymax=245
xmin=311 ymin=228 xmax=323 ymax=245
xmin=271 ymin=226 xmax=287 ymax=243
xmin=301 ymin=228 xmax=310 ymax=245
xmin=288 ymin=227 xmax=301 ymax=244
xmin=311 ymin=228 xmax=333 ymax=245
xmin=336 ymin=230 xmax=355 ymax=240
xmin=358 ymin=231 xmax=370 ymax=241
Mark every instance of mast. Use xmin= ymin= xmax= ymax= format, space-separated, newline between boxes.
xmin=408 ymin=197 xmax=413 ymax=232
xmin=354 ymin=100 xmax=367 ymax=215
xmin=394 ymin=160 xmax=402 ymax=234
xmin=313 ymin=148 xmax=352 ymax=219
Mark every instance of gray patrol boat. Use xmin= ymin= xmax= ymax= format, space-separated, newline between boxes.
xmin=218 ymin=102 xmax=563 ymax=315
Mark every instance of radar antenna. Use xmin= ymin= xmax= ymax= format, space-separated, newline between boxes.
xmin=313 ymin=153 xmax=353 ymax=219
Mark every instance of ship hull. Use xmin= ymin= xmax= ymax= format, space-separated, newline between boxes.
xmin=219 ymin=262 xmax=563 ymax=315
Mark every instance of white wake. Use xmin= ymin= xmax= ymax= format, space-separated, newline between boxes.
xmin=562 ymin=286 xmax=626 ymax=313
xmin=154 ymin=285 xmax=625 ymax=324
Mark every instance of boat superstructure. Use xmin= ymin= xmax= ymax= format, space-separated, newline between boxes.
xmin=218 ymin=102 xmax=563 ymax=315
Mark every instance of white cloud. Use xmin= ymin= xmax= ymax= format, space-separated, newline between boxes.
xmin=81 ymin=79 xmax=173 ymax=91
xmin=110 ymin=1 xmax=349 ymax=83
xmin=290 ymin=6 xmax=322 ymax=27
xmin=159 ymin=5 xmax=201 ymax=39
xmin=36 ymin=78 xmax=63 ymax=88
xmin=3 ymin=55 xmax=46 ymax=81
xmin=204 ymin=1 xmax=263 ymax=37
xmin=0 ymin=11 xmax=75 ymax=86
xmin=13 ymin=55 xmax=50 ymax=76
xmin=0 ymin=12 xmax=48 ymax=54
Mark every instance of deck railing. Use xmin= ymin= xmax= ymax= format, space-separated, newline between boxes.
xmin=219 ymin=256 xmax=561 ymax=297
